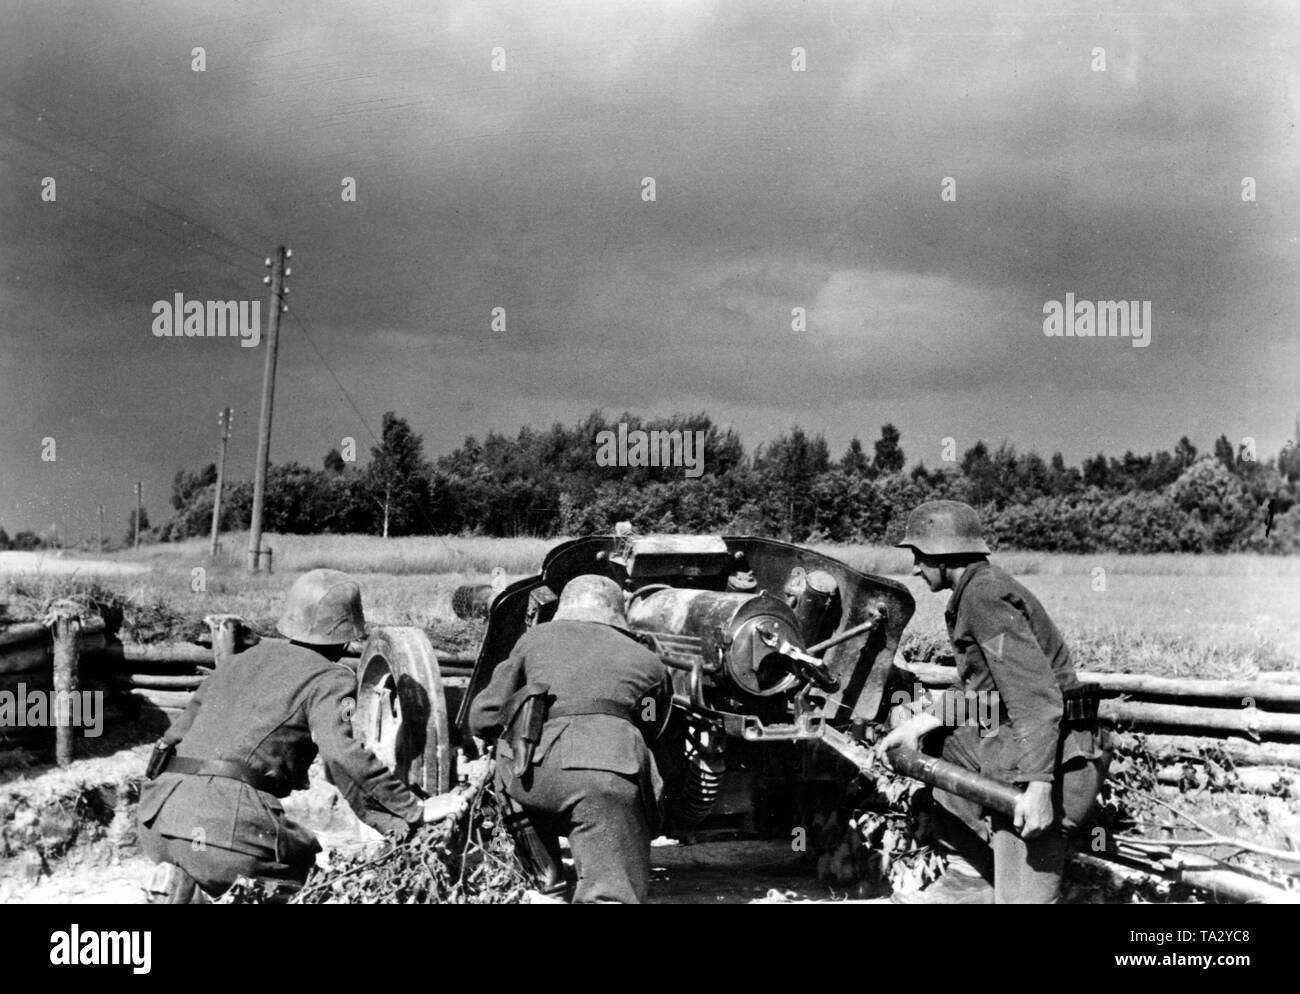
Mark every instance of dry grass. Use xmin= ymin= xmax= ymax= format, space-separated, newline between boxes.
xmin=812 ymin=544 xmax=1300 ymax=578
xmin=124 ymin=532 xmax=554 ymax=576
xmin=5 ymin=532 xmax=1298 ymax=676
xmin=119 ymin=533 xmax=1300 ymax=578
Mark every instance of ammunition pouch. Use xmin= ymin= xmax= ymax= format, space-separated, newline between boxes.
xmin=1062 ymin=684 xmax=1102 ymax=728
xmin=502 ymin=681 xmax=553 ymax=779
xmin=145 ymin=739 xmax=176 ymax=781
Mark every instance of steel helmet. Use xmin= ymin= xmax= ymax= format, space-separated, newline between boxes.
xmin=895 ymin=500 xmax=991 ymax=556
xmin=278 ymin=569 xmax=367 ymax=645
xmin=553 ymin=574 xmax=628 ymax=629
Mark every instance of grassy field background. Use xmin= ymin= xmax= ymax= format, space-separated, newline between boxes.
xmin=3 ymin=531 xmax=1298 ymax=678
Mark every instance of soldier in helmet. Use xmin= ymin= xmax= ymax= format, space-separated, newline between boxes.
xmin=137 ymin=569 xmax=467 ymax=903
xmin=468 ymin=574 xmax=671 ymax=904
xmin=881 ymin=501 xmax=1108 ymax=904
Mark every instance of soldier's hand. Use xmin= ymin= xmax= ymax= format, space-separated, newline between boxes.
xmin=876 ymin=713 xmax=942 ymax=768
xmin=1013 ymin=781 xmax=1054 ymax=838
xmin=423 ymin=792 xmax=469 ymax=824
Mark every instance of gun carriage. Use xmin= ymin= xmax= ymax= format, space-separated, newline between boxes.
xmin=353 ymin=532 xmax=1022 ymax=842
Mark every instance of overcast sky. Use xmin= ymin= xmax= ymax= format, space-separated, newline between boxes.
xmin=2 ymin=0 xmax=1297 ymax=537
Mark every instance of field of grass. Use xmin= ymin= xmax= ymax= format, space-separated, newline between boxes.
xmin=125 ymin=532 xmax=555 ymax=576
xmin=3 ymin=532 xmax=1297 ymax=677
xmin=106 ymin=531 xmax=1300 ymax=579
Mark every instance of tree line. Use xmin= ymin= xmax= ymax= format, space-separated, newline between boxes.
xmin=6 ymin=412 xmax=1297 ymax=554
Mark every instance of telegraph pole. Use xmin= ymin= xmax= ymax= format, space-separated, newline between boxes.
xmin=97 ymin=505 xmax=103 ymax=554
xmin=133 ymin=481 xmax=142 ymax=551
xmin=210 ymin=407 xmax=232 ymax=557
xmin=248 ymin=246 xmax=290 ymax=572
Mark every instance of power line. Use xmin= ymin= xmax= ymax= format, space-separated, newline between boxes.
xmin=0 ymin=134 xmax=267 ymax=284
xmin=284 ymin=302 xmax=453 ymax=545
xmin=56 ymin=179 xmax=266 ymax=283
xmin=0 ymin=92 xmax=275 ymax=251
xmin=0 ymin=120 xmax=266 ymax=266
xmin=284 ymin=303 xmax=383 ymax=448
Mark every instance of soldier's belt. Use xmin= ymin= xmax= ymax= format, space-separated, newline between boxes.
xmin=548 ymin=699 xmax=639 ymax=724
xmin=165 ymin=755 xmax=287 ymax=796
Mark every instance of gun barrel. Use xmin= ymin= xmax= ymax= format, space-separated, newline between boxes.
xmin=885 ymin=747 xmax=1023 ymax=817
xmin=818 ymin=727 xmax=1023 ymax=817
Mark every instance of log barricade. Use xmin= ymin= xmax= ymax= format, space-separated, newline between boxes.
xmin=898 ymin=661 xmax=1300 ymax=740
xmin=1 ymin=615 xmax=482 ymax=744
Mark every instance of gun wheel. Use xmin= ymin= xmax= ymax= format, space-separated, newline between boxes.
xmin=355 ymin=626 xmax=452 ymax=796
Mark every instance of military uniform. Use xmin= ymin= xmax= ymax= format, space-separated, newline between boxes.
xmin=469 ymin=619 xmax=671 ymax=904
xmin=926 ymin=561 xmax=1108 ymax=903
xmin=138 ymin=639 xmax=423 ymax=897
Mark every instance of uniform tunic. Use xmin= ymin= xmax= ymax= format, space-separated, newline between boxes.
xmin=469 ymin=619 xmax=671 ymax=903
xmin=137 ymin=640 xmax=422 ymax=895
xmin=928 ymin=561 xmax=1108 ymax=903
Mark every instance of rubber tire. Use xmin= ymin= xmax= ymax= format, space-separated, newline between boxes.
xmin=354 ymin=627 xmax=451 ymax=797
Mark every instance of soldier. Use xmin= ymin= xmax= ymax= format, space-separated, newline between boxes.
xmin=468 ymin=574 xmax=671 ymax=904
xmin=137 ymin=569 xmax=467 ymax=903
xmin=881 ymin=500 xmax=1108 ymax=904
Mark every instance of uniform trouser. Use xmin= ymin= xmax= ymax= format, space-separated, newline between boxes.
xmin=502 ymin=761 xmax=651 ymax=904
xmin=139 ymin=822 xmax=312 ymax=900
xmin=927 ymin=724 xmax=1106 ymax=904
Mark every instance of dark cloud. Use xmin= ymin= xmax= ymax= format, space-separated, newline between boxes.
xmin=1 ymin=0 xmax=1297 ymax=535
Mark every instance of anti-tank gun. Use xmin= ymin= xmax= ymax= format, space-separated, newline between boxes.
xmin=453 ymin=533 xmax=1022 ymax=837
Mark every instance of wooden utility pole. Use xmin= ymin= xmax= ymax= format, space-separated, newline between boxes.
xmin=210 ymin=407 xmax=232 ymax=557
xmin=97 ymin=504 xmax=103 ymax=554
xmin=248 ymin=246 xmax=290 ymax=572
xmin=133 ymin=481 xmax=142 ymax=551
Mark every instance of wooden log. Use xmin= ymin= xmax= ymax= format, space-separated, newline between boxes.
xmin=1074 ymin=851 xmax=1297 ymax=904
xmin=0 ymin=642 xmax=50 ymax=675
xmin=205 ymin=614 xmax=241 ymax=667
xmin=105 ymin=672 xmax=206 ymax=691
xmin=0 ymin=616 xmax=106 ymax=647
xmin=1258 ymin=672 xmax=1300 ymax=685
xmin=131 ymin=688 xmax=195 ymax=710
xmin=86 ymin=643 xmax=213 ymax=665
xmin=2 ymin=632 xmax=107 ymax=675
xmin=1108 ymin=732 xmax=1300 ymax=769
xmin=45 ymin=602 xmax=82 ymax=767
xmin=899 ymin=662 xmax=1300 ymax=739
xmin=1156 ymin=768 xmax=1295 ymax=795
xmin=1101 ymin=701 xmax=1300 ymax=740
xmin=0 ymin=622 xmax=48 ymax=647
xmin=1088 ymin=672 xmax=1300 ymax=708
xmin=900 ymin=662 xmax=1300 ymax=708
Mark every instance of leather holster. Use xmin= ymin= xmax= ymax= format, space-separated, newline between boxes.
xmin=501 ymin=681 xmax=552 ymax=780
xmin=145 ymin=739 xmax=176 ymax=781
